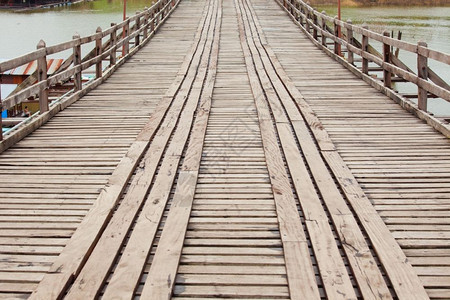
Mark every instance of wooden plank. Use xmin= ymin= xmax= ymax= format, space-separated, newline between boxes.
xmin=138 ymin=0 xmax=220 ymax=297
xmin=234 ymin=0 xmax=320 ymax=298
xmin=172 ymin=285 xmax=289 ymax=298
xmin=63 ymin=0 xmax=218 ymax=298
xmin=255 ymin=0 xmax=439 ymax=297
xmin=238 ymin=1 xmax=393 ymax=298
xmin=323 ymin=151 xmax=430 ymax=299
xmin=27 ymin=1 xmax=205 ymax=298
xmin=236 ymin=0 xmax=360 ymax=298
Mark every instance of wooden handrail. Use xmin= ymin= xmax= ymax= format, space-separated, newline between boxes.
xmin=0 ymin=0 xmax=165 ymax=73
xmin=278 ymin=0 xmax=450 ymax=112
xmin=0 ymin=0 xmax=178 ymax=141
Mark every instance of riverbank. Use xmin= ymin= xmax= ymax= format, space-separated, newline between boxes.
xmin=309 ymin=0 xmax=450 ymax=6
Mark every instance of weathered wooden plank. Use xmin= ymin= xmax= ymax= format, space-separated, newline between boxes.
xmin=239 ymin=1 xmax=392 ymax=298
xmin=256 ymin=0 xmax=447 ymax=297
xmin=235 ymin=1 xmax=320 ymax=298
xmin=24 ymin=0 xmax=203 ymax=298
xmin=63 ymin=1 xmax=218 ymax=298
xmin=138 ymin=2 xmax=220 ymax=298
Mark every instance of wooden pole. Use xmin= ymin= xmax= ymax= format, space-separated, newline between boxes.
xmin=334 ymin=16 xmax=341 ymax=55
xmin=361 ymin=24 xmax=369 ymax=75
xmin=382 ymin=30 xmax=392 ymax=89
xmin=299 ymin=3 xmax=304 ymax=26
xmin=110 ymin=23 xmax=117 ymax=66
xmin=124 ymin=19 xmax=130 ymax=56
xmin=37 ymin=40 xmax=49 ymax=114
xmin=0 ymin=75 xmax=3 ymax=141
xmin=313 ymin=13 xmax=318 ymax=40
xmin=338 ymin=0 xmax=341 ymax=21
xmin=160 ymin=0 xmax=164 ymax=20
xmin=321 ymin=12 xmax=327 ymax=47
xmin=395 ymin=31 xmax=402 ymax=58
xmin=305 ymin=3 xmax=310 ymax=33
xmin=95 ymin=27 xmax=103 ymax=79
xmin=143 ymin=8 xmax=149 ymax=40
xmin=346 ymin=19 xmax=354 ymax=65
xmin=337 ymin=0 xmax=342 ymax=56
xmin=123 ymin=0 xmax=126 ymax=22
xmin=135 ymin=12 xmax=141 ymax=47
xmin=150 ymin=8 xmax=155 ymax=32
xmin=122 ymin=0 xmax=127 ymax=57
xmin=73 ymin=33 xmax=82 ymax=92
xmin=417 ymin=41 xmax=428 ymax=111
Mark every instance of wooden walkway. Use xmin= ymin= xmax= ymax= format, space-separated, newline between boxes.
xmin=1 ymin=0 xmax=449 ymax=298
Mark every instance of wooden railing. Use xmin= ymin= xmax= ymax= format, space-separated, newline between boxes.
xmin=276 ymin=0 xmax=450 ymax=126
xmin=0 ymin=0 xmax=179 ymax=142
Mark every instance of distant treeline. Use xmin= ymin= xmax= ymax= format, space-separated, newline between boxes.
xmin=309 ymin=0 xmax=450 ymax=5
xmin=0 ymin=0 xmax=68 ymax=7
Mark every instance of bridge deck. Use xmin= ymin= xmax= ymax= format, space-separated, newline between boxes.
xmin=1 ymin=0 xmax=449 ymax=298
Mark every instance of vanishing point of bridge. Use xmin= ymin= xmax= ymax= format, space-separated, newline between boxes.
xmin=0 ymin=0 xmax=449 ymax=298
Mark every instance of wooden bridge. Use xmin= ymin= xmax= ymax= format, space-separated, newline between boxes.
xmin=0 ymin=0 xmax=449 ymax=298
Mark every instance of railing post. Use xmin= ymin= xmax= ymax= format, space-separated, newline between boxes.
xmin=321 ymin=12 xmax=327 ymax=47
xmin=361 ymin=24 xmax=369 ymax=75
xmin=73 ymin=33 xmax=82 ymax=92
xmin=347 ymin=19 xmax=354 ymax=65
xmin=143 ymin=8 xmax=149 ymax=39
xmin=37 ymin=40 xmax=49 ymax=113
xmin=150 ymin=8 xmax=155 ymax=32
xmin=312 ymin=13 xmax=318 ymax=40
xmin=305 ymin=7 xmax=310 ymax=33
xmin=417 ymin=41 xmax=428 ymax=111
xmin=124 ymin=18 xmax=130 ymax=56
xmin=382 ymin=30 xmax=392 ymax=89
xmin=135 ymin=12 xmax=141 ymax=47
xmin=95 ymin=27 xmax=103 ymax=79
xmin=334 ymin=16 xmax=341 ymax=55
xmin=0 ymin=76 xmax=3 ymax=141
xmin=160 ymin=1 xmax=164 ymax=19
xmin=299 ymin=3 xmax=304 ymax=26
xmin=110 ymin=23 xmax=117 ymax=66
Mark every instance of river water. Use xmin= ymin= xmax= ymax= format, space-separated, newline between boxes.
xmin=0 ymin=1 xmax=449 ymax=115
xmin=316 ymin=4 xmax=450 ymax=116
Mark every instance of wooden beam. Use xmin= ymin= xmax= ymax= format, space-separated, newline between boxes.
xmin=417 ymin=41 xmax=429 ymax=111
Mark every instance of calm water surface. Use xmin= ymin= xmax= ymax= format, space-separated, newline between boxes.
xmin=0 ymin=1 xmax=449 ymax=114
xmin=316 ymin=5 xmax=450 ymax=115
xmin=0 ymin=0 xmax=155 ymax=59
